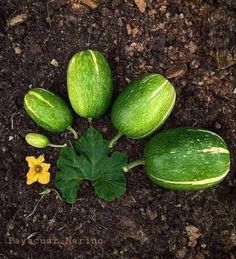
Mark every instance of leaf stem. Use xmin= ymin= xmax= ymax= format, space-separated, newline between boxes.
xmin=48 ymin=143 xmax=67 ymax=148
xmin=123 ymin=159 xmax=145 ymax=172
xmin=108 ymin=132 xmax=123 ymax=148
xmin=67 ymin=126 xmax=78 ymax=139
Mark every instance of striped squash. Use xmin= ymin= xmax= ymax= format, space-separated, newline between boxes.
xmin=67 ymin=49 xmax=113 ymax=119
xmin=111 ymin=74 xmax=176 ymax=139
xmin=144 ymin=128 xmax=230 ymax=190
xmin=24 ymin=88 xmax=73 ymax=133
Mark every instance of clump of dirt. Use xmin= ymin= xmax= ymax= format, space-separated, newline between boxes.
xmin=0 ymin=0 xmax=236 ymax=258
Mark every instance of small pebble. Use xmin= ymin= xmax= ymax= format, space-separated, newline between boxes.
xmin=126 ymin=24 xmax=132 ymax=35
xmin=58 ymin=19 xmax=64 ymax=27
xmin=161 ymin=215 xmax=166 ymax=221
xmin=50 ymin=59 xmax=59 ymax=67
xmin=132 ymin=27 xmax=139 ymax=37
xmin=215 ymin=122 xmax=221 ymax=129
xmin=14 ymin=47 xmax=22 ymax=54
xmin=176 ymin=248 xmax=187 ymax=259
xmin=113 ymin=249 xmax=119 ymax=255
xmin=1 ymin=146 xmax=7 ymax=153
xmin=134 ymin=0 xmax=147 ymax=13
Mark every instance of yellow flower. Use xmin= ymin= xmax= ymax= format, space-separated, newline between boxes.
xmin=26 ymin=155 xmax=51 ymax=185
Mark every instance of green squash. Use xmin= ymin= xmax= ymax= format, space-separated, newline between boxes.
xmin=24 ymin=88 xmax=73 ymax=133
xmin=25 ymin=133 xmax=50 ymax=148
xmin=111 ymin=74 xmax=176 ymax=139
xmin=144 ymin=128 xmax=230 ymax=191
xmin=25 ymin=132 xmax=67 ymax=148
xmin=67 ymin=49 xmax=113 ymax=119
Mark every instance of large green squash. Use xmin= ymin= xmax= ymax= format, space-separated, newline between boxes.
xmin=111 ymin=74 xmax=176 ymax=139
xmin=67 ymin=49 xmax=113 ymax=119
xmin=24 ymin=88 xmax=73 ymax=133
xmin=144 ymin=128 xmax=230 ymax=191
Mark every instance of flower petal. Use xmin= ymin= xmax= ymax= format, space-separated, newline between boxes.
xmin=26 ymin=156 xmax=38 ymax=168
xmin=41 ymin=162 xmax=50 ymax=172
xmin=26 ymin=169 xmax=39 ymax=185
xmin=35 ymin=155 xmax=45 ymax=164
xmin=37 ymin=171 xmax=50 ymax=184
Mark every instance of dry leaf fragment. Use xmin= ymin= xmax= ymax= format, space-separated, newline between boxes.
xmin=185 ymin=225 xmax=201 ymax=248
xmin=8 ymin=13 xmax=28 ymax=27
xmin=215 ymin=49 xmax=236 ymax=70
xmin=71 ymin=3 xmax=84 ymax=11
xmin=134 ymin=0 xmax=147 ymax=13
xmin=166 ymin=64 xmax=187 ymax=79
xmin=186 ymin=41 xmax=198 ymax=54
xmin=81 ymin=0 xmax=97 ymax=9
xmin=146 ymin=206 xmax=158 ymax=221
xmin=120 ymin=216 xmax=149 ymax=244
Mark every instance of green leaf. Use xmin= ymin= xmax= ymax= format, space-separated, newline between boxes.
xmin=55 ymin=127 xmax=128 ymax=203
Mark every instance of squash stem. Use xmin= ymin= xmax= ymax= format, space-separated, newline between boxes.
xmin=88 ymin=118 xmax=92 ymax=125
xmin=123 ymin=160 xmax=145 ymax=172
xmin=108 ymin=133 xmax=123 ymax=148
xmin=67 ymin=126 xmax=78 ymax=139
xmin=48 ymin=143 xmax=67 ymax=148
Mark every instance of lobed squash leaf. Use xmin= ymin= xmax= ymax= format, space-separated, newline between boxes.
xmin=55 ymin=127 xmax=127 ymax=203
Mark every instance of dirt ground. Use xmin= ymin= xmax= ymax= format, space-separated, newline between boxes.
xmin=1 ymin=0 xmax=236 ymax=258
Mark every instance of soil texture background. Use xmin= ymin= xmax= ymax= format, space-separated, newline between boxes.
xmin=0 ymin=0 xmax=236 ymax=258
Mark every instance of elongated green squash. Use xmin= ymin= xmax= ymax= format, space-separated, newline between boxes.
xmin=111 ymin=74 xmax=176 ymax=139
xmin=144 ymin=128 xmax=230 ymax=191
xmin=24 ymin=88 xmax=73 ymax=133
xmin=67 ymin=49 xmax=113 ymax=119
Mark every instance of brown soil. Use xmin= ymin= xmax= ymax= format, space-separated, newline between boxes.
xmin=1 ymin=0 xmax=236 ymax=258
